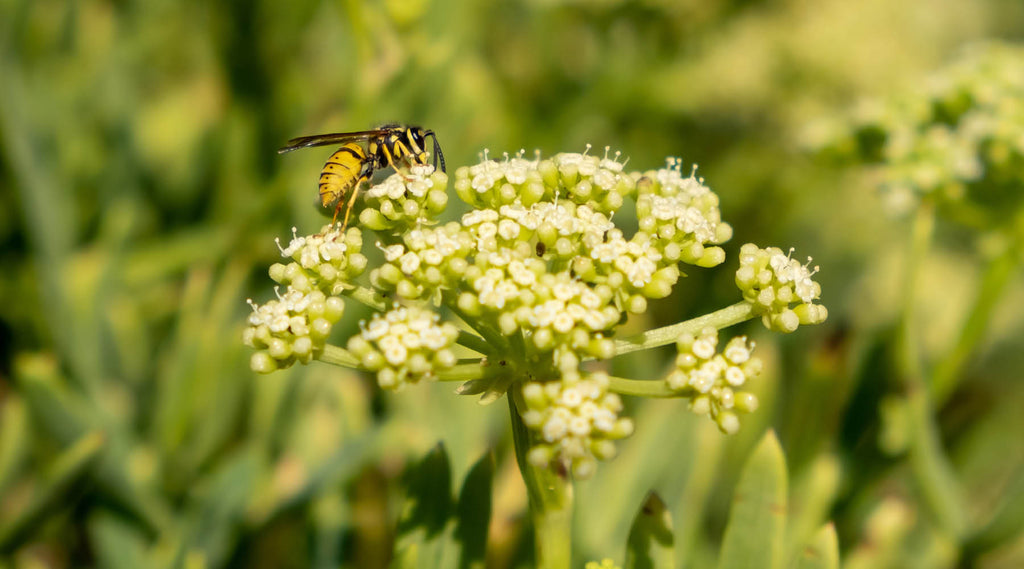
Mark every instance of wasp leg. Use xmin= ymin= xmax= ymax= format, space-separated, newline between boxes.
xmin=382 ymin=141 xmax=420 ymax=181
xmin=338 ymin=177 xmax=368 ymax=231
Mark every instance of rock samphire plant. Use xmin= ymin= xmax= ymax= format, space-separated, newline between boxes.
xmin=245 ymin=146 xmax=827 ymax=568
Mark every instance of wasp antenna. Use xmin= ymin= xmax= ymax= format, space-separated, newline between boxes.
xmin=428 ymin=132 xmax=446 ymax=172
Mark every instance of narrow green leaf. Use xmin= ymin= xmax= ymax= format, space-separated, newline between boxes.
xmin=17 ymin=354 xmax=174 ymax=533
xmin=398 ymin=443 xmax=453 ymax=537
xmin=0 ymin=431 xmax=105 ymax=552
xmin=964 ymin=460 xmax=1024 ymax=559
xmin=0 ymin=396 xmax=29 ymax=497
xmin=89 ymin=511 xmax=151 ymax=569
xmin=311 ymin=489 xmax=348 ymax=569
xmin=717 ymin=430 xmax=788 ymax=569
xmin=178 ymin=445 xmax=262 ymax=569
xmin=625 ymin=492 xmax=675 ymax=569
xmin=785 ymin=454 xmax=840 ymax=559
xmin=790 ymin=524 xmax=839 ymax=569
xmin=392 ymin=444 xmax=456 ymax=569
xmin=455 ymin=452 xmax=494 ymax=569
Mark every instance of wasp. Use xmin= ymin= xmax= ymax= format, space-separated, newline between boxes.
xmin=278 ymin=124 xmax=446 ymax=229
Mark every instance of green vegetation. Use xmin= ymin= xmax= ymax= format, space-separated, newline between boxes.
xmin=2 ymin=0 xmax=1023 ymax=567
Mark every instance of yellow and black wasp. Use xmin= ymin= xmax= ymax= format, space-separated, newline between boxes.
xmin=278 ymin=124 xmax=446 ymax=229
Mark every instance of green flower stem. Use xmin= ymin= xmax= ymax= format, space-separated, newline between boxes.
xmin=509 ymin=392 xmax=573 ymax=569
xmin=445 ymin=291 xmax=512 ymax=353
xmin=613 ymin=302 xmax=755 ymax=355
xmin=435 ymin=361 xmax=489 ymax=382
xmin=905 ymin=379 xmax=968 ymax=538
xmin=456 ymin=330 xmax=493 ymax=357
xmin=320 ymin=345 xmax=365 ymax=369
xmin=931 ymin=240 xmax=1019 ymax=406
xmin=897 ymin=202 xmax=967 ymax=539
xmin=344 ymin=285 xmax=389 ymax=312
xmin=607 ymin=375 xmax=676 ymax=398
xmin=896 ymin=203 xmax=934 ymax=384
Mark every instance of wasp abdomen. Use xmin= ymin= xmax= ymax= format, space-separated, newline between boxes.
xmin=318 ymin=143 xmax=370 ymax=207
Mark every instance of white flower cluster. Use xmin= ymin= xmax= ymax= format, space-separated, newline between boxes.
xmin=370 ymin=222 xmax=475 ymax=302
xmin=244 ymin=287 xmax=345 ymax=373
xmin=735 ymin=243 xmax=828 ymax=333
xmin=635 ymin=159 xmax=732 ymax=267
xmin=271 ymin=224 xmax=367 ymax=296
xmin=666 ymin=327 xmax=761 ymax=434
xmin=454 ymin=147 xmax=637 ymax=214
xmin=358 ymin=165 xmax=449 ymax=231
xmin=521 ymin=372 xmax=634 ymax=479
xmin=454 ymin=151 xmax=548 ymax=209
xmin=538 ymin=147 xmax=637 ymax=213
xmin=346 ymin=305 xmax=460 ymax=390
xmin=575 ymin=229 xmax=680 ymax=313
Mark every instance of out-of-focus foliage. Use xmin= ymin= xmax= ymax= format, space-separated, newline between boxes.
xmin=1 ymin=0 xmax=1024 ymax=567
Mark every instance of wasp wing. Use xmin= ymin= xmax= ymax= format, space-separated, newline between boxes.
xmin=277 ymin=130 xmax=388 ymax=154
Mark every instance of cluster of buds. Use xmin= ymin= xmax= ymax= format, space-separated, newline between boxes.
xmin=271 ymin=224 xmax=367 ymax=295
xmin=359 ymin=164 xmax=449 ymax=231
xmin=244 ymin=288 xmax=345 ymax=373
xmin=736 ymin=244 xmax=828 ymax=333
xmin=667 ymin=328 xmax=762 ymax=434
xmin=245 ymin=224 xmax=366 ymax=372
xmin=520 ymin=372 xmax=634 ymax=478
xmin=346 ymin=305 xmax=459 ymax=390
xmin=248 ymin=145 xmax=827 ymax=479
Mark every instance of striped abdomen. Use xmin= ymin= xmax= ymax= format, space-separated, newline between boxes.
xmin=318 ymin=142 xmax=372 ymax=207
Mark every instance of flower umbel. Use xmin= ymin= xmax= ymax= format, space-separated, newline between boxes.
xmin=667 ymin=327 xmax=762 ymax=434
xmin=520 ymin=372 xmax=634 ymax=478
xmin=736 ymin=243 xmax=828 ymax=333
xmin=249 ymin=144 xmax=828 ymax=481
xmin=346 ymin=305 xmax=459 ymax=390
xmin=244 ymin=287 xmax=345 ymax=373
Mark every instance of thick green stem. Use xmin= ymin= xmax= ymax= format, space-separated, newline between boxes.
xmin=897 ymin=203 xmax=967 ymax=539
xmin=930 ymin=240 xmax=1020 ymax=406
xmin=509 ymin=393 xmax=573 ymax=569
xmin=607 ymin=375 xmax=676 ymax=398
xmin=344 ymin=285 xmax=389 ymax=311
xmin=613 ymin=302 xmax=755 ymax=356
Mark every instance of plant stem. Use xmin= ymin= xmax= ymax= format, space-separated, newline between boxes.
xmin=614 ymin=301 xmax=755 ymax=355
xmin=897 ymin=202 xmax=967 ymax=539
xmin=345 ymin=285 xmax=388 ymax=311
xmin=509 ymin=393 xmax=573 ymax=569
xmin=930 ymin=239 xmax=1019 ymax=406
xmin=320 ymin=345 xmax=364 ymax=368
xmin=607 ymin=375 xmax=676 ymax=398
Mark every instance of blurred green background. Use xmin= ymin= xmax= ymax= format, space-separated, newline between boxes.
xmin=2 ymin=0 xmax=1024 ymax=567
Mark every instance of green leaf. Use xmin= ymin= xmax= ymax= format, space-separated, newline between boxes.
xmin=392 ymin=444 xmax=455 ymax=569
xmin=17 ymin=355 xmax=174 ymax=533
xmin=625 ymin=492 xmax=675 ymax=569
xmin=454 ymin=452 xmax=494 ymax=569
xmin=89 ymin=511 xmax=152 ymax=569
xmin=717 ymin=430 xmax=788 ymax=569
xmin=0 ymin=431 xmax=105 ymax=552
xmin=0 ymin=395 xmax=29 ymax=497
xmin=178 ymin=445 xmax=262 ymax=569
xmin=789 ymin=524 xmax=839 ymax=569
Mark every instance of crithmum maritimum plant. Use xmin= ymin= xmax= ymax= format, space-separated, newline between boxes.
xmin=244 ymin=146 xmax=827 ymax=568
